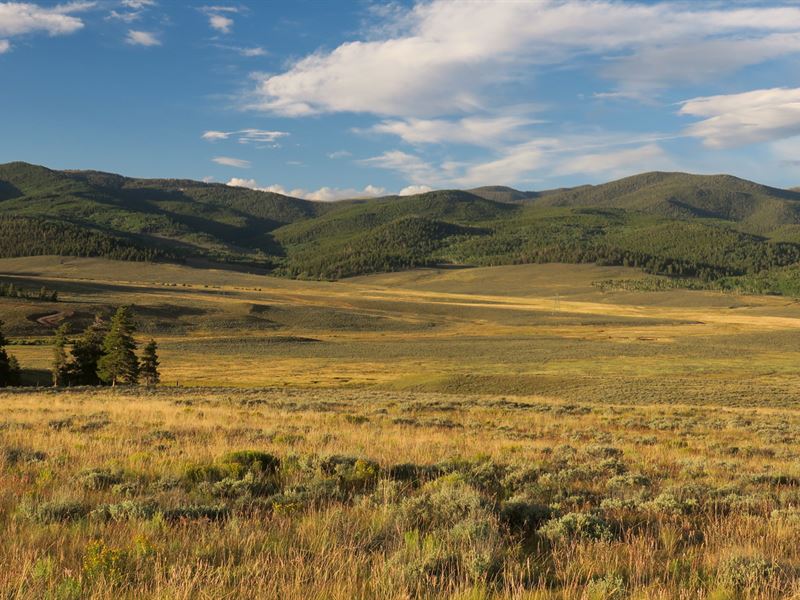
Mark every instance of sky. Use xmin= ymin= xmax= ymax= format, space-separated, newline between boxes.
xmin=1 ymin=1 xmax=800 ymax=200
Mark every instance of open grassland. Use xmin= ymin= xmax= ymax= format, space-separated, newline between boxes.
xmin=4 ymin=258 xmax=800 ymax=597
xmin=4 ymin=387 xmax=800 ymax=598
xmin=2 ymin=257 xmax=800 ymax=406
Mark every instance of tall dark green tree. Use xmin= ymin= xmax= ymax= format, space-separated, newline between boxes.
xmin=140 ymin=339 xmax=160 ymax=386
xmin=52 ymin=323 xmax=70 ymax=387
xmin=0 ymin=320 xmax=17 ymax=387
xmin=7 ymin=355 xmax=21 ymax=386
xmin=97 ymin=307 xmax=139 ymax=386
xmin=70 ymin=314 xmax=107 ymax=385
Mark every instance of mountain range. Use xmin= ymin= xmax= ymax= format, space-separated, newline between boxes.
xmin=2 ymin=161 xmax=800 ymax=287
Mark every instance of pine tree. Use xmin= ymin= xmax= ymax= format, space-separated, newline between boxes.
xmin=97 ymin=307 xmax=139 ymax=386
xmin=7 ymin=355 xmax=21 ymax=386
xmin=70 ymin=314 xmax=107 ymax=385
xmin=0 ymin=320 xmax=13 ymax=387
xmin=52 ymin=323 xmax=70 ymax=387
xmin=140 ymin=339 xmax=160 ymax=386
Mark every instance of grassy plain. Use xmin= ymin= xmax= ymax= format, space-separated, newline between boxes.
xmin=3 ymin=257 xmax=800 ymax=597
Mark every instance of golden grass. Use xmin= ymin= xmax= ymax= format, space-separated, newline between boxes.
xmin=2 ymin=258 xmax=800 ymax=596
xmin=2 ymin=387 xmax=800 ymax=598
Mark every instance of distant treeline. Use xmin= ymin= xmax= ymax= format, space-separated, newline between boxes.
xmin=0 ymin=281 xmax=58 ymax=302
xmin=0 ymin=216 xmax=173 ymax=262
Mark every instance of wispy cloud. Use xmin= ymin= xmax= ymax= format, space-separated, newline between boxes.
xmin=202 ymin=129 xmax=288 ymax=146
xmin=681 ymin=87 xmax=800 ymax=148
xmin=362 ymin=133 xmax=679 ymax=188
xmin=213 ymin=156 xmax=251 ymax=168
xmin=0 ymin=39 xmax=9 ymax=53
xmin=367 ymin=115 xmax=541 ymax=148
xmin=126 ymin=29 xmax=160 ymax=46
xmin=108 ymin=0 xmax=155 ymax=23
xmin=328 ymin=150 xmax=352 ymax=159
xmin=122 ymin=0 xmax=157 ymax=8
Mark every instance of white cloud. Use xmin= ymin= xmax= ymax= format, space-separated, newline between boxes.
xmin=122 ymin=0 xmax=156 ymax=8
xmin=328 ymin=150 xmax=352 ymax=159
xmin=772 ymin=136 xmax=800 ymax=167
xmin=213 ymin=156 xmax=251 ymax=168
xmin=363 ymin=133 xmax=678 ymax=188
xmin=604 ymin=33 xmax=800 ymax=92
xmin=246 ymin=0 xmax=800 ymax=118
xmin=369 ymin=115 xmax=539 ymax=147
xmin=227 ymin=178 xmax=386 ymax=201
xmin=0 ymin=39 xmax=9 ymax=53
xmin=359 ymin=150 xmax=442 ymax=184
xmin=126 ymin=29 xmax=160 ymax=46
xmin=239 ymin=46 xmax=264 ymax=57
xmin=107 ymin=10 xmax=140 ymax=22
xmin=201 ymin=130 xmax=229 ymax=141
xmin=201 ymin=176 xmax=215 ymax=183
xmin=0 ymin=1 xmax=94 ymax=37
xmin=399 ymin=185 xmax=433 ymax=196
xmin=553 ymin=144 xmax=672 ymax=178
xmin=209 ymin=14 xmax=232 ymax=33
xmin=109 ymin=0 xmax=154 ymax=22
xmin=202 ymin=129 xmax=288 ymax=146
xmin=681 ymin=87 xmax=800 ymax=148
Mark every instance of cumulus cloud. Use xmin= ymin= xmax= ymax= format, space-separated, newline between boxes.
xmin=0 ymin=1 xmax=94 ymax=38
xmin=226 ymin=178 xmax=386 ymax=201
xmin=399 ymin=185 xmax=433 ymax=196
xmin=209 ymin=14 xmax=232 ymax=33
xmin=681 ymin=87 xmax=800 ymax=148
xmin=0 ymin=39 xmax=9 ymax=53
xmin=202 ymin=129 xmax=288 ymax=146
xmin=126 ymin=29 xmax=160 ymax=46
xmin=201 ymin=5 xmax=239 ymax=34
xmin=213 ymin=156 xmax=251 ymax=168
xmin=246 ymin=0 xmax=800 ymax=118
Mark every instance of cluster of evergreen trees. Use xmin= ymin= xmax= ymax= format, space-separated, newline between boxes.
xmin=0 ymin=308 xmax=161 ymax=388
xmin=0 ymin=282 xmax=58 ymax=302
xmin=52 ymin=307 xmax=160 ymax=387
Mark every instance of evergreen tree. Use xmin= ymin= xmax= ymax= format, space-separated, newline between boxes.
xmin=7 ymin=355 xmax=21 ymax=386
xmin=0 ymin=320 xmax=13 ymax=387
xmin=97 ymin=307 xmax=139 ymax=386
xmin=70 ymin=314 xmax=107 ymax=385
xmin=52 ymin=323 xmax=70 ymax=387
xmin=140 ymin=339 xmax=160 ymax=386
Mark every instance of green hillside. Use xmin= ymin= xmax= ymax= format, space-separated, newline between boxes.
xmin=4 ymin=162 xmax=800 ymax=294
xmin=536 ymin=171 xmax=800 ymax=233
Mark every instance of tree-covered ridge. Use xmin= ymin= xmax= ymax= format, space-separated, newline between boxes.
xmin=0 ymin=217 xmax=172 ymax=262
xmin=5 ymin=162 xmax=800 ymax=292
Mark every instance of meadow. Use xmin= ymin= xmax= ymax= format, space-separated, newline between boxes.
xmin=3 ymin=257 xmax=800 ymax=598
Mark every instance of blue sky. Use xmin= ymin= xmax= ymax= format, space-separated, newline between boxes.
xmin=1 ymin=0 xmax=800 ymax=199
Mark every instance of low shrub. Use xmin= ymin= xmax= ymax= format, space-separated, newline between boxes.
xmin=538 ymin=512 xmax=613 ymax=542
